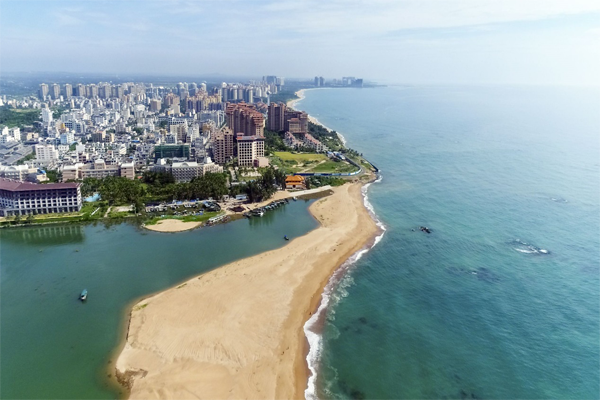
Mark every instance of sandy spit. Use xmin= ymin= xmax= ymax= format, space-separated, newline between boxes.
xmin=143 ymin=219 xmax=202 ymax=233
xmin=116 ymin=182 xmax=379 ymax=399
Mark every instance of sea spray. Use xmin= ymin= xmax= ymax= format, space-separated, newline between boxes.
xmin=304 ymin=175 xmax=386 ymax=400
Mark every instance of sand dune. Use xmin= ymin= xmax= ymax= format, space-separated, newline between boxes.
xmin=116 ymin=182 xmax=379 ymax=399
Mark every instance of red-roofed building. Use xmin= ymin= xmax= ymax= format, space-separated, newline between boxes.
xmin=0 ymin=178 xmax=82 ymax=217
xmin=285 ymin=175 xmax=306 ymax=190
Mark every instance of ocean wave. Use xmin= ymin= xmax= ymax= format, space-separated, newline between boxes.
xmin=512 ymin=239 xmax=550 ymax=255
xmin=304 ymin=173 xmax=386 ymax=400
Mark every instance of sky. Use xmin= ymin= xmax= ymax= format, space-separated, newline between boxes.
xmin=1 ymin=0 xmax=599 ymax=85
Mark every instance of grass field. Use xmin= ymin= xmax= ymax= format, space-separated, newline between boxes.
xmin=271 ymin=151 xmax=360 ymax=174
xmin=309 ymin=160 xmax=358 ymax=173
xmin=273 ymin=152 xmax=329 ymax=162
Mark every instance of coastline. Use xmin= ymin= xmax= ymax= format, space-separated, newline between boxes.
xmin=115 ymin=180 xmax=380 ymax=399
xmin=287 ymin=88 xmax=347 ymax=146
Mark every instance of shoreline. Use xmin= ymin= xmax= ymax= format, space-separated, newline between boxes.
xmin=142 ymin=186 xmax=335 ymax=233
xmin=115 ymin=179 xmax=380 ymax=399
xmin=287 ymin=88 xmax=348 ymax=146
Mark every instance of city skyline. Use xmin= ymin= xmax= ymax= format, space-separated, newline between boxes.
xmin=1 ymin=0 xmax=599 ymax=85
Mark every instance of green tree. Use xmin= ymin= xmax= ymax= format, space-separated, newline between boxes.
xmin=26 ymin=214 xmax=35 ymax=224
xmin=46 ymin=170 xmax=62 ymax=183
xmin=13 ymin=214 xmax=22 ymax=225
xmin=133 ymin=198 xmax=145 ymax=214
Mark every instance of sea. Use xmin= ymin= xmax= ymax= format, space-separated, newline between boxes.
xmin=1 ymin=85 xmax=598 ymax=400
xmin=298 ymin=85 xmax=600 ymax=399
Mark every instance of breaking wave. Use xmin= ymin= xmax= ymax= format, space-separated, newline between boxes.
xmin=304 ymin=174 xmax=386 ymax=400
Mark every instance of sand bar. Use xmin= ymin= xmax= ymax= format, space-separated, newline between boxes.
xmin=116 ymin=182 xmax=379 ymax=399
xmin=143 ymin=219 xmax=202 ymax=233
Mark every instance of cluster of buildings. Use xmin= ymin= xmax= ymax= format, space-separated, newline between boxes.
xmin=0 ymin=77 xmax=292 ymax=189
xmin=313 ymin=76 xmax=363 ymax=87
xmin=0 ymin=75 xmax=343 ymax=218
xmin=268 ymin=102 xmax=325 ymax=152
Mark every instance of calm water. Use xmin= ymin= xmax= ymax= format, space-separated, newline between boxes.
xmin=0 ymin=201 xmax=318 ymax=399
xmin=298 ymin=86 xmax=600 ymax=399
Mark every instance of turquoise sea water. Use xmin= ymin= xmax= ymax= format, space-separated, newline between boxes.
xmin=0 ymin=202 xmax=318 ymax=399
xmin=298 ymin=86 xmax=600 ymax=399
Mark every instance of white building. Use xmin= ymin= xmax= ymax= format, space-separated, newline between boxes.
xmin=59 ymin=132 xmax=75 ymax=145
xmin=42 ymin=108 xmax=53 ymax=124
xmin=236 ymin=135 xmax=265 ymax=167
xmin=35 ymin=144 xmax=59 ymax=163
xmin=0 ymin=178 xmax=82 ymax=216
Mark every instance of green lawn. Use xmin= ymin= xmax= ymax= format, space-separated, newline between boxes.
xmin=308 ymin=160 xmax=359 ymax=174
xmin=271 ymin=151 xmax=360 ymax=174
xmin=273 ymin=152 xmax=329 ymax=162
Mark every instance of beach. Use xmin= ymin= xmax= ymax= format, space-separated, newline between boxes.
xmin=143 ymin=219 xmax=202 ymax=233
xmin=287 ymin=88 xmax=347 ymax=146
xmin=116 ymin=181 xmax=379 ymax=399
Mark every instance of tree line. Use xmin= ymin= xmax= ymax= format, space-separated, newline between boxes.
xmin=80 ymin=167 xmax=288 ymax=208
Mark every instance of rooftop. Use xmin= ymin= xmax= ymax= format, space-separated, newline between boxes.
xmin=0 ymin=178 xmax=79 ymax=192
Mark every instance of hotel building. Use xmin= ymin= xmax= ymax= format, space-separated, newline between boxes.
xmin=0 ymin=178 xmax=82 ymax=217
xmin=236 ymin=134 xmax=266 ymax=167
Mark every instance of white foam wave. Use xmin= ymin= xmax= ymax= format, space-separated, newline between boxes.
xmin=514 ymin=248 xmax=537 ymax=254
xmin=512 ymin=239 xmax=549 ymax=255
xmin=304 ymin=174 xmax=386 ymax=400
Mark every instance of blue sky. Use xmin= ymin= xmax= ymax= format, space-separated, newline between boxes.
xmin=1 ymin=0 xmax=599 ymax=85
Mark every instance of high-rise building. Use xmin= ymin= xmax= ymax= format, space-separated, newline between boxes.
xmin=63 ymin=84 xmax=73 ymax=99
xmin=225 ymin=102 xmax=264 ymax=137
xmin=267 ymin=102 xmax=287 ymax=131
xmin=149 ymin=99 xmax=161 ymax=112
xmin=75 ymin=84 xmax=85 ymax=97
xmin=99 ymin=83 xmax=112 ymax=99
xmin=267 ymin=103 xmax=308 ymax=134
xmin=38 ymin=83 xmax=49 ymax=100
xmin=163 ymin=93 xmax=180 ymax=108
xmin=236 ymin=134 xmax=265 ymax=167
xmin=212 ymin=127 xmax=234 ymax=164
xmin=115 ymin=85 xmax=125 ymax=98
xmin=87 ymin=84 xmax=98 ymax=98
xmin=319 ymin=76 xmax=325 ymax=87
xmin=51 ymin=84 xmax=61 ymax=100
xmin=314 ymin=76 xmax=320 ymax=87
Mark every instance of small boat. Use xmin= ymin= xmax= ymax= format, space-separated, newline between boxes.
xmin=284 ymin=235 xmax=289 ymax=241
xmin=292 ymin=197 xmax=297 ymax=201
xmin=419 ymin=226 xmax=432 ymax=234
xmin=79 ymin=289 xmax=88 ymax=301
